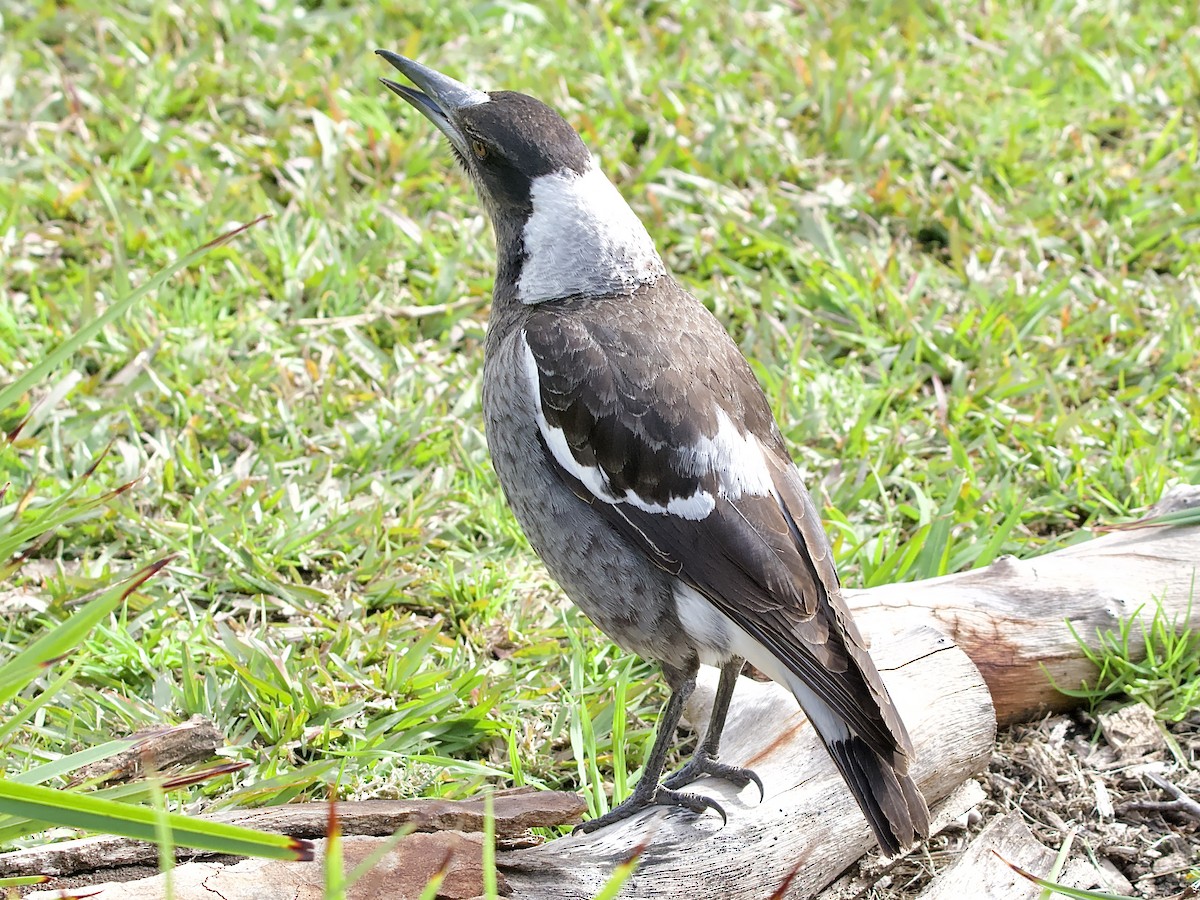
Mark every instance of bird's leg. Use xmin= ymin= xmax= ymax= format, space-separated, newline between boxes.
xmin=573 ymin=659 xmax=727 ymax=834
xmin=661 ymin=658 xmax=764 ymax=799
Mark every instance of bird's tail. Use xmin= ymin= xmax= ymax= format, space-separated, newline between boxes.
xmin=785 ymin=674 xmax=930 ymax=857
xmin=823 ymin=730 xmax=929 ymax=857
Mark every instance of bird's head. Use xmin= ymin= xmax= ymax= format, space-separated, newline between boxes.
xmin=377 ymin=51 xmax=664 ymax=305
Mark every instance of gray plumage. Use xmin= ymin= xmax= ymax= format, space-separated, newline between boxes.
xmin=378 ymin=51 xmax=930 ymax=855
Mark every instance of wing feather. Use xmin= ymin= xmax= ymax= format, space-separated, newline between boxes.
xmin=521 ymin=287 xmax=913 ymax=765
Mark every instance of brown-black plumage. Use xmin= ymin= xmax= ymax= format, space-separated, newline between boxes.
xmin=378 ymin=50 xmax=930 ymax=854
xmin=522 ymin=284 xmax=927 ymax=852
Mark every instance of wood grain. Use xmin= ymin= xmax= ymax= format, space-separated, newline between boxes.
xmin=844 ymin=485 xmax=1200 ymax=724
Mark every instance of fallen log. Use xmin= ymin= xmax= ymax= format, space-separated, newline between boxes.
xmin=66 ymin=716 xmax=224 ymax=788
xmin=19 ymin=624 xmax=991 ymax=900
xmin=497 ymin=489 xmax=1199 ymax=897
xmin=500 ymin=624 xmax=994 ymax=899
xmin=0 ymin=789 xmax=586 ymax=878
xmin=14 ymin=488 xmax=1199 ymax=899
xmin=21 ymin=834 xmax=502 ymax=900
xmin=844 ymin=484 xmax=1200 ymax=725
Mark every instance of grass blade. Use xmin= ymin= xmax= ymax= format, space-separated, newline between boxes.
xmin=324 ymin=795 xmax=344 ymax=900
xmin=0 ymin=217 xmax=269 ymax=414
xmin=994 ymin=849 xmax=1139 ymax=899
xmin=0 ymin=781 xmax=313 ymax=861
xmin=0 ymin=557 xmax=173 ymax=705
xmin=482 ymin=790 xmax=498 ymax=900
xmin=0 ymin=875 xmax=51 ymax=888
xmin=591 ymin=841 xmax=644 ymax=900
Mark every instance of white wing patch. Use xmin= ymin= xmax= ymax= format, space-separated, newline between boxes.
xmin=518 ymin=162 xmax=666 ymax=305
xmin=520 ymin=338 xmax=715 ymax=520
xmin=675 ymin=407 xmax=774 ymax=500
xmin=520 ymin=336 xmax=774 ymax=520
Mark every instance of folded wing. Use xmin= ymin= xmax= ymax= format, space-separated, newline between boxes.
xmin=519 ymin=288 xmax=916 ymax=768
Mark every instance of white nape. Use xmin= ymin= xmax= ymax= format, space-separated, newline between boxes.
xmin=518 ymin=162 xmax=665 ymax=305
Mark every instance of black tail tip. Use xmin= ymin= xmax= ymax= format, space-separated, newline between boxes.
xmin=830 ymin=736 xmax=931 ymax=857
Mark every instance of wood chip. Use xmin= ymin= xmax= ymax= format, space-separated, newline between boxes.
xmin=1092 ymin=776 xmax=1114 ymax=818
xmin=914 ymin=811 xmax=1055 ymax=900
xmin=1097 ymin=703 xmax=1169 ymax=763
xmin=67 ymin=716 xmax=224 ymax=788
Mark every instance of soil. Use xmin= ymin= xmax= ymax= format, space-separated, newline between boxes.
xmin=853 ymin=704 xmax=1200 ymax=899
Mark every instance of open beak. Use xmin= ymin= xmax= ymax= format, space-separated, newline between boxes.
xmin=376 ymin=51 xmax=489 ymax=158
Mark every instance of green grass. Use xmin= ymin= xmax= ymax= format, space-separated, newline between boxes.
xmin=2 ymin=0 xmax=1199 ymax=851
xmin=1062 ymin=590 xmax=1200 ymax=721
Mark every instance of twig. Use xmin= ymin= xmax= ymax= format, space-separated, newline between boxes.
xmin=296 ymin=296 xmax=485 ymax=327
xmin=1122 ymin=773 xmax=1200 ymax=822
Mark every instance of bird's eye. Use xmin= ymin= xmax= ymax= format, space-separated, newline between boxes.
xmin=471 ymin=139 xmax=488 ymax=160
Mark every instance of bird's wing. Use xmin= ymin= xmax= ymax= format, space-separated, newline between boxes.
xmin=519 ymin=289 xmax=913 ymax=765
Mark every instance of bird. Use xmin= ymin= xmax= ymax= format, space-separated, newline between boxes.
xmin=376 ymin=50 xmax=931 ymax=855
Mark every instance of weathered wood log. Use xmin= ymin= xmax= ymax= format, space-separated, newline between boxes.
xmin=0 ymin=789 xmax=586 ymax=878
xmin=67 ymin=716 xmax=224 ymax=788
xmin=500 ymin=624 xmax=995 ymax=899
xmin=497 ymin=496 xmax=1199 ymax=897
xmin=24 ymin=834 xmax=502 ymax=900
xmin=843 ymin=484 xmax=1200 ymax=725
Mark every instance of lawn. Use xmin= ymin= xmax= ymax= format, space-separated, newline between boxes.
xmin=1 ymin=0 xmax=1198 ymax=888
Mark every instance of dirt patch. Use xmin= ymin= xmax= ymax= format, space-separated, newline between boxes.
xmin=848 ymin=705 xmax=1199 ymax=898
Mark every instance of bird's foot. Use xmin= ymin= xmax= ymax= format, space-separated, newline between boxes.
xmin=573 ymin=784 xmax=727 ymax=835
xmin=662 ymin=749 xmax=764 ymax=801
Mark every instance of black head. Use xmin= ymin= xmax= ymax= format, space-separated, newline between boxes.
xmin=377 ymin=51 xmax=590 ymax=220
xmin=377 ymin=51 xmax=665 ymax=306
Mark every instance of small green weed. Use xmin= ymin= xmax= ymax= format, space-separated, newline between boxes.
xmin=1061 ymin=589 xmax=1199 ymax=721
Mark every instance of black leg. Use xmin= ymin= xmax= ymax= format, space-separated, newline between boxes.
xmin=661 ymin=658 xmax=764 ymax=799
xmin=573 ymin=658 xmax=727 ymax=834
xmin=701 ymin=657 xmax=741 ymax=755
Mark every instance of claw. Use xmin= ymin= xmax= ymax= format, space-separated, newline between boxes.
xmin=691 ymin=792 xmax=727 ymax=827
xmin=662 ymin=751 xmax=763 ymax=803
xmin=747 ymin=768 xmax=765 ymax=802
xmin=572 ymin=785 xmax=728 ymax=834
